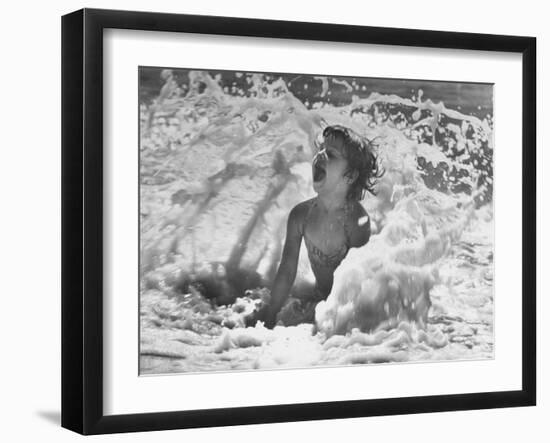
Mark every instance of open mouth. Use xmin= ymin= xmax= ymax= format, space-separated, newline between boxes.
xmin=313 ymin=161 xmax=326 ymax=183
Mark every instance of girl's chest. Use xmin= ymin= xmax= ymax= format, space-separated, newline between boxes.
xmin=303 ymin=211 xmax=349 ymax=252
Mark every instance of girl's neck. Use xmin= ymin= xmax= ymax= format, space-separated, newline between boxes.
xmin=315 ymin=193 xmax=349 ymax=213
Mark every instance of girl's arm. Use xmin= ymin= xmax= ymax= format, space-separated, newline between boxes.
xmin=264 ymin=204 xmax=305 ymax=328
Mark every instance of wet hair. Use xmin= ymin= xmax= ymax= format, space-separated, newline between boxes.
xmin=319 ymin=125 xmax=384 ymax=201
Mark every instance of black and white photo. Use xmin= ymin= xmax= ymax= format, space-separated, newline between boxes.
xmin=139 ymin=67 xmax=494 ymax=374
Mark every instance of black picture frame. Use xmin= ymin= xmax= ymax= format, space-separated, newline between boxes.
xmin=61 ymin=8 xmax=536 ymax=435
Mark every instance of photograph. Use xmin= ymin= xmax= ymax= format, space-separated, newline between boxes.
xmin=138 ymin=67 xmax=494 ymax=375
xmin=0 ymin=0 xmax=544 ymax=439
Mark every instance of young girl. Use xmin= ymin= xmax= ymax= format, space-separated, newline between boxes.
xmin=261 ymin=125 xmax=383 ymax=328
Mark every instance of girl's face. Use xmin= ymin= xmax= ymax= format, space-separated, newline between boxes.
xmin=312 ymin=138 xmax=350 ymax=196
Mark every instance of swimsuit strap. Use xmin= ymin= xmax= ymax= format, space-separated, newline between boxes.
xmin=301 ymin=198 xmax=316 ymax=234
xmin=342 ymin=202 xmax=352 ymax=246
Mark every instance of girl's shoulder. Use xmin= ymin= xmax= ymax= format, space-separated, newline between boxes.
xmin=288 ymin=198 xmax=316 ymax=232
xmin=345 ymin=200 xmax=367 ymax=219
xmin=291 ymin=198 xmax=316 ymax=218
xmin=347 ymin=201 xmax=371 ymax=247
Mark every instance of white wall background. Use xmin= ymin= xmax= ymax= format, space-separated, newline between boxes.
xmin=0 ymin=0 xmax=544 ymax=441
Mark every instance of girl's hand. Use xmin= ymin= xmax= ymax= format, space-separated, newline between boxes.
xmin=263 ymin=309 xmax=278 ymax=329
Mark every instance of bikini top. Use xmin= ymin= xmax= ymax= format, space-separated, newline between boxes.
xmin=301 ymin=199 xmax=351 ymax=271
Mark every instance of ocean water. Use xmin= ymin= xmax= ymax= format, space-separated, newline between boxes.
xmin=139 ymin=69 xmax=494 ymax=374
